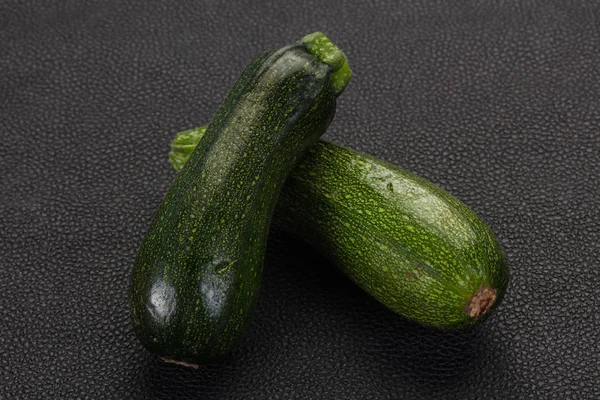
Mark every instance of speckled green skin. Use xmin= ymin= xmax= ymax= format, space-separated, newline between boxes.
xmin=279 ymin=142 xmax=509 ymax=329
xmin=171 ymin=134 xmax=509 ymax=330
xmin=129 ymin=42 xmax=341 ymax=364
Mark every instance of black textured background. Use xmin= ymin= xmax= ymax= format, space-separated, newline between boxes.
xmin=1 ymin=1 xmax=599 ymax=399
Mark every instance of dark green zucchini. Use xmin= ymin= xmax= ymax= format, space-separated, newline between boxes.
xmin=170 ymin=128 xmax=509 ymax=330
xmin=129 ymin=32 xmax=351 ymax=366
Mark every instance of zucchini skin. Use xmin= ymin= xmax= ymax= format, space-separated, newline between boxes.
xmin=171 ymin=132 xmax=509 ymax=330
xmin=130 ymin=37 xmax=348 ymax=364
xmin=279 ymin=142 xmax=509 ymax=329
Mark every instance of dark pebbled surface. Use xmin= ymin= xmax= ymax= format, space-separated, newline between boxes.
xmin=1 ymin=0 xmax=599 ymax=398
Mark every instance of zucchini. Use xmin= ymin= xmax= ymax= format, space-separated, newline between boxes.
xmin=129 ymin=32 xmax=352 ymax=366
xmin=170 ymin=128 xmax=509 ymax=330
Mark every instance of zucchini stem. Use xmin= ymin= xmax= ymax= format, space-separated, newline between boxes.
xmin=169 ymin=126 xmax=208 ymax=170
xmin=301 ymin=32 xmax=352 ymax=95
